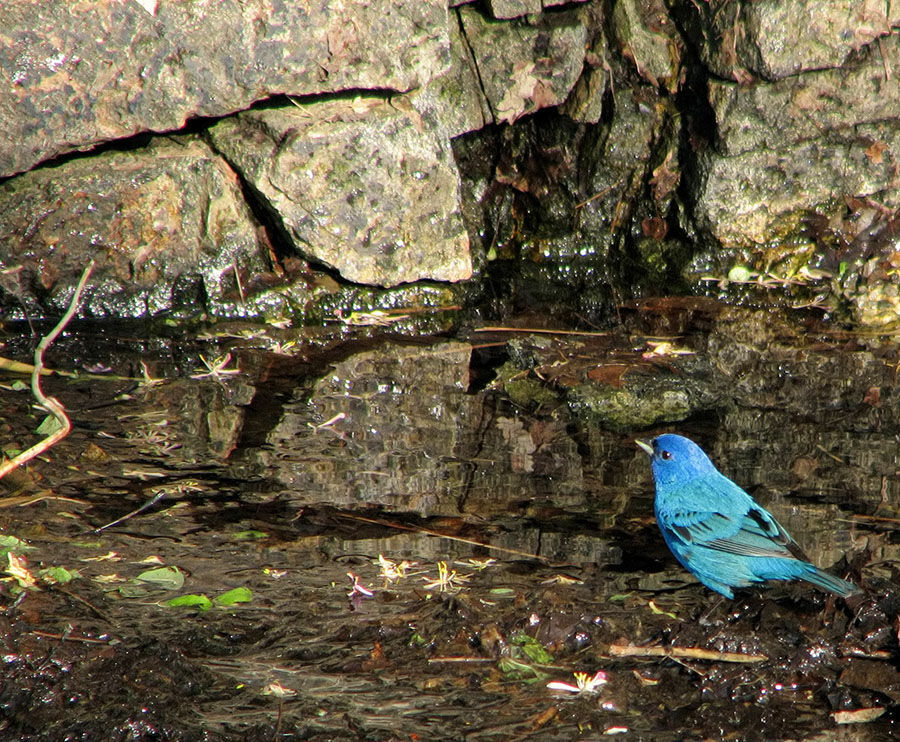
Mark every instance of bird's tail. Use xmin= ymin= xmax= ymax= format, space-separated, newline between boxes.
xmin=802 ymin=566 xmax=861 ymax=598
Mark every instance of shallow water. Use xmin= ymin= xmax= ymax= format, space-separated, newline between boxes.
xmin=0 ymin=304 xmax=898 ymax=739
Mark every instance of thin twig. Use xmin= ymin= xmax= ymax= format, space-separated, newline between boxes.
xmin=0 ymin=493 xmax=87 ymax=509
xmin=50 ymin=584 xmax=114 ymax=624
xmin=575 ymin=179 xmax=624 ymax=210
xmin=474 ymin=326 xmax=608 ymax=337
xmin=232 ymin=259 xmax=245 ymax=304
xmin=29 ymin=630 xmax=112 ymax=644
xmin=840 ymin=648 xmax=892 ymax=660
xmin=336 ymin=513 xmax=548 ymax=562
xmin=837 ymin=514 xmax=900 ymax=526
xmin=93 ymin=489 xmax=167 ymax=533
xmin=0 ymin=356 xmax=56 ymax=376
xmin=0 ymin=261 xmax=94 ymax=481
xmin=607 ymin=643 xmax=768 ymax=663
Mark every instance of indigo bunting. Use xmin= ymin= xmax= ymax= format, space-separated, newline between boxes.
xmin=637 ymin=434 xmax=859 ymax=598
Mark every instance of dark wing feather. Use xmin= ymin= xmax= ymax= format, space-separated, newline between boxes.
xmin=706 ymin=505 xmax=809 ymax=560
xmin=665 ymin=505 xmax=809 ymax=561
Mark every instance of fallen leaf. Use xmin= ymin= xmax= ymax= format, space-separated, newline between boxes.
xmin=863 ymin=386 xmax=881 ymax=406
xmin=165 ymin=594 xmax=213 ymax=611
xmin=261 ymin=681 xmax=297 ymax=698
xmin=362 ymin=641 xmax=389 ymax=671
xmin=649 ymin=150 xmax=679 ymax=203
xmin=790 ymin=456 xmax=819 ymax=480
xmin=134 ymin=566 xmax=185 ymax=590
xmin=6 ymin=552 xmax=38 ymax=590
xmin=642 ymin=341 xmax=694 ymax=359
xmin=831 ymin=708 xmax=886 ymax=724
xmin=864 ymin=140 xmax=888 ymax=164
xmin=642 ymin=216 xmax=668 ymax=240
xmin=80 ymin=443 xmax=110 ymax=463
xmin=214 ymin=587 xmax=253 ymax=607
xmin=648 ymin=600 xmax=679 ymax=620
xmin=588 ymin=364 xmax=630 ymax=388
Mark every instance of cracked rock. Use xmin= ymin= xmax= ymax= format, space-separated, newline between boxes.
xmin=0 ymin=137 xmax=269 ymax=318
xmin=0 ymin=0 xmax=451 ymax=177
xmin=208 ymin=96 xmax=472 ymax=287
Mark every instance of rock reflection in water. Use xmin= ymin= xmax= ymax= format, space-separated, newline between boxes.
xmin=1 ymin=311 xmax=898 ymax=739
xmin=233 ymin=342 xmax=586 ymax=516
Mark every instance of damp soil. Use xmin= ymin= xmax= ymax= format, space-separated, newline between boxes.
xmin=0 ymin=302 xmax=899 ymax=740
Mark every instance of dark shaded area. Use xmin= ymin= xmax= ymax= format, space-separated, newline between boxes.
xmin=452 ymin=94 xmax=692 ymax=330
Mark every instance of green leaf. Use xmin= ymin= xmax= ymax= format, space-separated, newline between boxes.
xmin=0 ymin=535 xmax=34 ymax=554
xmin=134 ymin=566 xmax=184 ymax=590
xmin=231 ymin=530 xmax=269 ymax=541
xmin=117 ymin=584 xmax=149 ymax=598
xmin=214 ymin=587 xmax=252 ymax=606
xmin=165 ymin=594 xmax=213 ymax=611
xmin=40 ymin=566 xmax=80 ymax=585
xmin=648 ymin=600 xmax=679 ymax=620
xmin=511 ymin=633 xmax=554 ymax=664
xmin=498 ymin=657 xmax=548 ymax=682
xmin=35 ymin=414 xmax=63 ymax=436
xmin=607 ymin=592 xmax=632 ymax=603
xmin=727 ymin=265 xmax=752 ymax=282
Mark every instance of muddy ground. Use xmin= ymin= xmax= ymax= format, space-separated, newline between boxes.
xmin=0 ymin=303 xmax=898 ymax=740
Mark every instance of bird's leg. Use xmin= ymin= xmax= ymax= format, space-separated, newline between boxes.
xmin=698 ymin=595 xmax=724 ymax=625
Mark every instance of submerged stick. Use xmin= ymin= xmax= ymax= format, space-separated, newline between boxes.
xmin=93 ymin=489 xmax=167 ymax=533
xmin=608 ymin=643 xmax=768 ymax=663
xmin=336 ymin=512 xmax=549 ymax=562
xmin=0 ymin=261 xmax=94 ymax=481
xmin=474 ymin=326 xmax=608 ymax=337
xmin=0 ymin=357 xmax=55 ymax=376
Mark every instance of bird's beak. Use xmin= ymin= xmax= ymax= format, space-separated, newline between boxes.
xmin=635 ymin=439 xmax=653 ymax=456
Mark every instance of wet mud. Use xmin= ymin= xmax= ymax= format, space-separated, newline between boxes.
xmin=0 ymin=303 xmax=898 ymax=740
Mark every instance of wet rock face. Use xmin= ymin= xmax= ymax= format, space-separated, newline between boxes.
xmin=0 ymin=0 xmax=898 ymax=328
xmin=207 ymin=97 xmax=472 ymax=287
xmin=457 ymin=5 xmax=588 ymax=125
xmin=0 ymin=137 xmax=269 ymax=318
xmin=693 ymin=35 xmax=900 ymax=250
xmin=0 ymin=0 xmax=451 ymax=178
xmin=681 ymin=0 xmax=896 ymax=81
xmin=678 ymin=4 xmax=900 ymax=328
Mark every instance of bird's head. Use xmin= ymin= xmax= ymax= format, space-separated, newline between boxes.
xmin=636 ymin=434 xmax=718 ymax=488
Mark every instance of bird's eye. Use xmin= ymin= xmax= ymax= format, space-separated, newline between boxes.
xmin=660 ymin=450 xmax=672 ymax=460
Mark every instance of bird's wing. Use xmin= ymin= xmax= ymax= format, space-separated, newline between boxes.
xmin=661 ymin=480 xmax=808 ymax=561
xmin=705 ymin=505 xmax=808 ymax=560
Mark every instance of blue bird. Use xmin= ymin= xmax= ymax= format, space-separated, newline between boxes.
xmin=637 ymin=434 xmax=860 ymax=598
